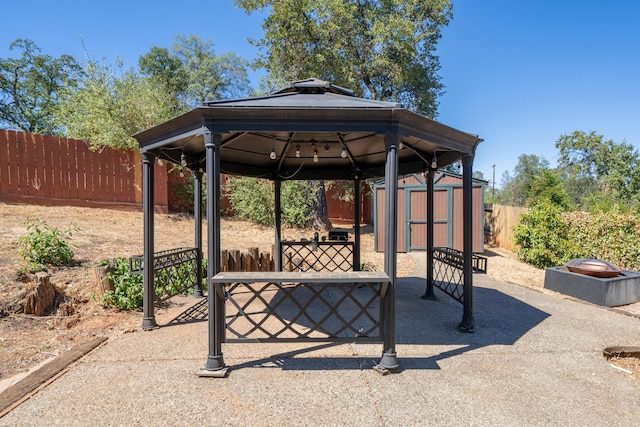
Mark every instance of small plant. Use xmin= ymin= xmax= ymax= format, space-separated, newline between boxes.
xmin=18 ymin=218 xmax=78 ymax=271
xmin=101 ymin=258 xmax=144 ymax=310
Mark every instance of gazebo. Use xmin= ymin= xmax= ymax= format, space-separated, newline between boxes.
xmin=133 ymin=78 xmax=483 ymax=375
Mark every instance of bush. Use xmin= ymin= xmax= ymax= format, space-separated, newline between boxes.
xmin=281 ymin=180 xmax=315 ymax=227
xmin=223 ymin=177 xmax=274 ymax=225
xmin=565 ymin=209 xmax=640 ymax=271
xmin=18 ymin=218 xmax=77 ymax=269
xmin=223 ymin=177 xmax=316 ymax=227
xmin=513 ymin=199 xmax=574 ymax=268
xmin=101 ymin=258 xmax=143 ymax=310
xmin=99 ymin=256 xmax=206 ymax=310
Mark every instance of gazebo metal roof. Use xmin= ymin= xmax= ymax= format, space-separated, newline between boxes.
xmin=135 ymin=78 xmax=482 ymax=180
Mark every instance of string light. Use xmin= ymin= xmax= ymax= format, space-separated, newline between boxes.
xmin=295 ymin=144 xmax=301 ymax=158
xmin=181 ymin=152 xmax=188 ymax=167
xmin=341 ymin=144 xmax=348 ymax=158
xmin=270 ymin=146 xmax=277 ymax=160
xmin=431 ymin=154 xmax=438 ymax=170
xmin=312 ymin=144 xmax=318 ymax=163
xmin=157 ymin=158 xmax=164 ymax=166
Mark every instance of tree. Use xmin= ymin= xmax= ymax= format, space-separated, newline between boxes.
xmin=55 ymin=59 xmax=179 ymax=150
xmin=138 ymin=46 xmax=189 ymax=101
xmin=236 ymin=0 xmax=452 ymax=117
xmin=235 ymin=0 xmax=452 ymax=229
xmin=527 ymin=169 xmax=573 ymax=211
xmin=139 ymin=35 xmax=251 ymax=107
xmin=556 ymin=130 xmax=640 ymax=209
xmin=0 ymin=39 xmax=83 ymax=134
xmin=496 ymin=154 xmax=550 ymax=207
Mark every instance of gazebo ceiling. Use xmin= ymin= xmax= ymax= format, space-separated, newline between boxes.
xmin=134 ymin=78 xmax=482 ymax=180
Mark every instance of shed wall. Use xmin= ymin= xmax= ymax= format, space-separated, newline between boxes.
xmin=374 ymin=173 xmax=485 ymax=253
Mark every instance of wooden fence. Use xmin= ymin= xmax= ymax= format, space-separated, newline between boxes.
xmin=0 ymin=129 xmax=168 ymax=211
xmin=326 ymin=182 xmax=372 ymax=225
xmin=1 ymin=130 xmax=375 ymax=221
xmin=220 ymin=248 xmax=274 ymax=272
xmin=484 ymin=204 xmax=529 ymax=251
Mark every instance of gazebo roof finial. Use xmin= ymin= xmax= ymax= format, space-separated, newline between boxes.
xmin=271 ymin=78 xmax=355 ymax=96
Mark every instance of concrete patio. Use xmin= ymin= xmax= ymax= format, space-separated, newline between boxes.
xmin=1 ymin=259 xmax=639 ymax=426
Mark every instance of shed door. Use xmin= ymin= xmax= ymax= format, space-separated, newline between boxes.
xmin=407 ymin=188 xmax=426 ymax=251
xmin=407 ymin=187 xmax=452 ymax=252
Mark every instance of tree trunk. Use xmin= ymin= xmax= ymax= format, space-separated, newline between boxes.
xmin=309 ymin=180 xmax=333 ymax=231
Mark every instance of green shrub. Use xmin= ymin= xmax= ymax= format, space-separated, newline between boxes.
xmin=18 ymin=218 xmax=77 ymax=269
xmin=281 ymin=180 xmax=315 ymax=227
xmin=101 ymin=258 xmax=143 ymax=310
xmin=513 ymin=199 xmax=574 ymax=268
xmin=223 ymin=177 xmax=274 ymax=225
xmin=223 ymin=177 xmax=316 ymax=227
xmin=100 ymin=256 xmax=206 ymax=310
xmin=565 ymin=209 xmax=640 ymax=271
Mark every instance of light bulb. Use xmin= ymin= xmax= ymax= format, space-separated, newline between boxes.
xmin=157 ymin=158 xmax=164 ymax=166
xmin=270 ymin=146 xmax=276 ymax=160
xmin=181 ymin=152 xmax=188 ymax=167
xmin=341 ymin=144 xmax=347 ymax=158
xmin=313 ymin=150 xmax=318 ymax=163
xmin=295 ymin=145 xmax=301 ymax=158
xmin=431 ymin=156 xmax=438 ymax=169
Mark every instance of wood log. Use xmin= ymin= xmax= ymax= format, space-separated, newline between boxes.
xmin=23 ymin=272 xmax=56 ymax=316
xmin=93 ymin=265 xmax=115 ymax=295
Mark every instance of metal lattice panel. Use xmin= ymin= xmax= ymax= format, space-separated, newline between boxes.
xmin=130 ymin=247 xmax=200 ymax=302
xmin=220 ymin=281 xmax=382 ymax=342
xmin=432 ymin=247 xmax=465 ymax=303
xmin=282 ymin=241 xmax=354 ymax=272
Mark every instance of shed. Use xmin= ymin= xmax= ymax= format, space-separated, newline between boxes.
xmin=374 ymin=171 xmax=486 ymax=253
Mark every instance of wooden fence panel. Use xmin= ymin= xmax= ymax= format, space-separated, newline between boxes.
xmin=7 ymin=130 xmax=19 ymax=194
xmin=0 ymin=130 xmax=8 ymax=195
xmin=34 ymin=133 xmax=46 ymax=197
xmin=0 ymin=130 xmax=168 ymax=211
xmin=485 ymin=204 xmax=528 ymax=251
xmin=67 ymin=137 xmax=78 ymax=199
xmin=16 ymin=131 xmax=28 ymax=194
xmin=25 ymin=132 xmax=37 ymax=196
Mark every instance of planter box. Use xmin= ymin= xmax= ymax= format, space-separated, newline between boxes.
xmin=544 ymin=266 xmax=640 ymax=307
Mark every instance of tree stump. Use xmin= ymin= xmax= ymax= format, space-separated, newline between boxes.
xmin=23 ymin=272 xmax=56 ymax=316
xmin=94 ymin=265 xmax=115 ymax=295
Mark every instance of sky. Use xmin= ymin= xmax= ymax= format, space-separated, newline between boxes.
xmin=2 ymin=0 xmax=639 ymax=187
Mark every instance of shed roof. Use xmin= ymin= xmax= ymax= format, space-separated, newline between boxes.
xmin=134 ymin=78 xmax=482 ymax=180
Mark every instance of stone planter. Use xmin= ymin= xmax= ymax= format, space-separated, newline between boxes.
xmin=544 ymin=266 xmax=640 ymax=307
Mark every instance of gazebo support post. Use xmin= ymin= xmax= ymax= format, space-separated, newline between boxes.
xmin=459 ymin=154 xmax=475 ymax=332
xmin=141 ymin=152 xmax=158 ymax=330
xmin=354 ymin=179 xmax=361 ymax=271
xmin=377 ymin=134 xmax=399 ymax=373
xmin=193 ymin=170 xmax=203 ymax=298
xmin=274 ymin=179 xmax=282 ymax=271
xmin=203 ymin=132 xmax=227 ymax=373
xmin=422 ymin=167 xmax=437 ymax=300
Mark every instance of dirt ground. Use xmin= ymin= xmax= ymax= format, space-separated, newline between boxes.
xmin=1 ymin=202 xmax=638 ymax=388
